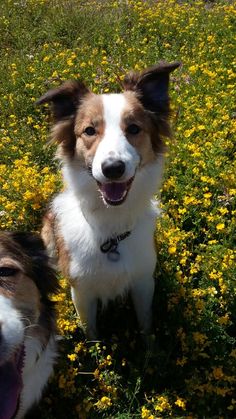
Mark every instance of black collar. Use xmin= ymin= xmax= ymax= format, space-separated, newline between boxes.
xmin=100 ymin=231 xmax=131 ymax=261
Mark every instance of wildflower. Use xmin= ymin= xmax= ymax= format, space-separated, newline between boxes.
xmin=193 ymin=332 xmax=207 ymax=345
xmin=154 ymin=396 xmax=171 ymax=412
xmin=168 ymin=245 xmax=177 ymax=254
xmin=141 ymin=406 xmax=154 ymax=419
xmin=212 ymin=367 xmax=224 ymax=380
xmin=183 ymin=196 xmax=199 ymax=206
xmin=67 ymin=354 xmax=77 ymax=362
xmin=218 ymin=314 xmax=230 ymax=325
xmin=216 ymin=223 xmax=225 ymax=231
xmin=175 ymin=398 xmax=186 ymax=410
xmin=176 ymin=357 xmax=188 ymax=366
xmin=95 ymin=396 xmax=112 ymax=410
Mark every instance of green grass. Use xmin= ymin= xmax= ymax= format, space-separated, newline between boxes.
xmin=0 ymin=0 xmax=235 ymax=417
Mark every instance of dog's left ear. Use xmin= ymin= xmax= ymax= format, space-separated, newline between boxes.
xmin=12 ymin=232 xmax=47 ymax=261
xmin=12 ymin=232 xmax=59 ymax=297
xmin=123 ymin=62 xmax=180 ymax=114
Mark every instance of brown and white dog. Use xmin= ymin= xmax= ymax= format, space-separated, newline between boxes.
xmin=38 ymin=62 xmax=179 ymax=339
xmin=0 ymin=232 xmax=58 ymax=419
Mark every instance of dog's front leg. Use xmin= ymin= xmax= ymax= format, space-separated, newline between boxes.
xmin=130 ymin=275 xmax=155 ymax=335
xmin=71 ymin=286 xmax=98 ymax=340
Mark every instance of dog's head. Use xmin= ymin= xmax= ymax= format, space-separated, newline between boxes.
xmin=37 ymin=62 xmax=180 ymax=206
xmin=0 ymin=231 xmax=58 ymax=419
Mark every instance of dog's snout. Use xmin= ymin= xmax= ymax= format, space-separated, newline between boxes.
xmin=101 ymin=159 xmax=126 ymax=180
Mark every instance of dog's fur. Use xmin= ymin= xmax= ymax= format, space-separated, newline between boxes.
xmin=38 ymin=62 xmax=180 ymax=339
xmin=0 ymin=232 xmax=58 ymax=419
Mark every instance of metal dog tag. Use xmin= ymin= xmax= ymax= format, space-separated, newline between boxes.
xmin=107 ymin=250 xmax=120 ymax=262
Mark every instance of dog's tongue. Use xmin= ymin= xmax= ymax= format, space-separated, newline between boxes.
xmin=0 ymin=351 xmax=24 ymax=419
xmin=101 ymin=182 xmax=127 ymax=202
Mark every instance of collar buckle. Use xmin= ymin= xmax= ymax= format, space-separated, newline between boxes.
xmin=100 ymin=231 xmax=131 ymax=261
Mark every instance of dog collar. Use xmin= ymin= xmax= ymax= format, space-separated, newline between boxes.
xmin=100 ymin=231 xmax=131 ymax=262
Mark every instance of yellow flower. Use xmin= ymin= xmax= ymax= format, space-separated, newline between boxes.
xmin=67 ymin=354 xmax=77 ymax=362
xmin=218 ymin=314 xmax=230 ymax=325
xmin=193 ymin=332 xmax=207 ymax=345
xmin=154 ymin=395 xmax=171 ymax=412
xmin=183 ymin=195 xmax=199 ymax=206
xmin=212 ymin=367 xmax=224 ymax=380
xmin=141 ymin=406 xmax=153 ymax=419
xmin=176 ymin=357 xmax=188 ymax=366
xmin=95 ymin=396 xmax=112 ymax=410
xmin=216 ymin=223 xmax=225 ymax=231
xmin=175 ymin=398 xmax=186 ymax=410
xmin=203 ymin=192 xmax=212 ymax=199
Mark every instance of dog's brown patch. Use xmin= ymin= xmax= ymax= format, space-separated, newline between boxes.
xmin=52 ymin=119 xmax=77 ymax=159
xmin=122 ymin=91 xmax=164 ymax=165
xmin=74 ymin=94 xmax=105 ymax=165
xmin=41 ymin=211 xmax=57 ymax=262
xmin=42 ymin=211 xmax=70 ymax=278
xmin=42 ymin=210 xmax=77 ymax=288
xmin=56 ymin=233 xmax=70 ymax=278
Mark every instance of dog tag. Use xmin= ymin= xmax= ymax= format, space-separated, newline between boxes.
xmin=107 ymin=250 xmax=120 ymax=262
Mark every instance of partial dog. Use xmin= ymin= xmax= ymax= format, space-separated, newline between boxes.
xmin=0 ymin=232 xmax=58 ymax=419
xmin=38 ymin=62 xmax=180 ymax=339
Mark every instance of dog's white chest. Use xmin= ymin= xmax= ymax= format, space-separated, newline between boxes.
xmin=66 ymin=220 xmax=135 ymax=289
xmin=67 ymin=232 xmax=135 ymax=300
xmin=54 ymin=191 xmax=157 ymax=301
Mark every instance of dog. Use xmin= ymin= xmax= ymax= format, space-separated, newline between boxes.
xmin=38 ymin=61 xmax=180 ymax=339
xmin=0 ymin=232 xmax=58 ymax=419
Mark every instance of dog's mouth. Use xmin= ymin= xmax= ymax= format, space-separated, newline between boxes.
xmin=97 ymin=177 xmax=134 ymax=206
xmin=0 ymin=345 xmax=25 ymax=419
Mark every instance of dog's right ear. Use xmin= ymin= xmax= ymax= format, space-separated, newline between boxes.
xmin=36 ymin=80 xmax=90 ymax=121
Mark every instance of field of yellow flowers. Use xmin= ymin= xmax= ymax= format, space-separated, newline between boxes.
xmin=0 ymin=0 xmax=236 ymax=417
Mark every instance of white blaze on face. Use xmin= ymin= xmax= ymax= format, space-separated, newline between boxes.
xmin=92 ymin=93 xmax=140 ymax=184
xmin=0 ymin=295 xmax=24 ymax=364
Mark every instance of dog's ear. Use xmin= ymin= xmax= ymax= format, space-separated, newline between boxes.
xmin=36 ymin=80 xmax=90 ymax=156
xmin=36 ymin=80 xmax=90 ymax=121
xmin=12 ymin=232 xmax=59 ymax=297
xmin=12 ymin=232 xmax=47 ymax=260
xmin=123 ymin=62 xmax=180 ymax=115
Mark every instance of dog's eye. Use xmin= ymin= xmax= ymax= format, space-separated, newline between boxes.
xmin=0 ymin=267 xmax=19 ymax=277
xmin=84 ymin=126 xmax=96 ymax=136
xmin=126 ymin=124 xmax=141 ymax=135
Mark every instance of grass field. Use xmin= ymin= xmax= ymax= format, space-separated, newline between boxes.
xmin=0 ymin=0 xmax=236 ymax=417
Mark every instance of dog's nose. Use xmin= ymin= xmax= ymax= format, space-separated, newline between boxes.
xmin=101 ymin=159 xmax=126 ymax=180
